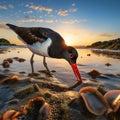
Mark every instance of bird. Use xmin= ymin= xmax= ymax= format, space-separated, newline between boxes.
xmin=6 ymin=23 xmax=82 ymax=89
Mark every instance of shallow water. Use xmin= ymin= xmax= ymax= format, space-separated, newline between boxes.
xmin=0 ymin=47 xmax=120 ymax=90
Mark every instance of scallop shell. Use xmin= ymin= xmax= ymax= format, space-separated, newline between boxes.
xmin=104 ymin=90 xmax=120 ymax=112
xmin=1 ymin=110 xmax=23 ymax=120
xmin=78 ymin=86 xmax=109 ymax=116
xmin=23 ymin=97 xmax=50 ymax=119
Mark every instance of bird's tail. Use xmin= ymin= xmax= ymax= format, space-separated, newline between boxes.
xmin=6 ymin=24 xmax=18 ymax=30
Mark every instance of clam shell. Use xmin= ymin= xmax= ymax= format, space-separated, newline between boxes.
xmin=78 ymin=86 xmax=109 ymax=115
xmin=104 ymin=90 xmax=120 ymax=112
xmin=39 ymin=102 xmax=51 ymax=119
xmin=23 ymin=97 xmax=50 ymax=119
xmin=1 ymin=110 xmax=17 ymax=120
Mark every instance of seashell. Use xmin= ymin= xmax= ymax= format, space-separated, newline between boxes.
xmin=1 ymin=110 xmax=22 ymax=120
xmin=0 ymin=75 xmax=19 ymax=84
xmin=39 ymin=102 xmax=51 ymax=119
xmin=1 ymin=110 xmax=17 ymax=120
xmin=11 ymin=111 xmax=22 ymax=119
xmin=1 ymin=97 xmax=50 ymax=120
xmin=78 ymin=86 xmax=109 ymax=116
xmin=104 ymin=90 xmax=120 ymax=112
xmin=23 ymin=97 xmax=50 ymax=119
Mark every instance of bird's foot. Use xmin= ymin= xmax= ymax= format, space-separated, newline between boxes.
xmin=38 ymin=69 xmax=54 ymax=77
xmin=28 ymin=72 xmax=40 ymax=77
xmin=45 ymin=70 xmax=54 ymax=77
xmin=48 ymin=72 xmax=54 ymax=77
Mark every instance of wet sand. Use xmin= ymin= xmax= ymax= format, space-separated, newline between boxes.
xmin=0 ymin=70 xmax=110 ymax=120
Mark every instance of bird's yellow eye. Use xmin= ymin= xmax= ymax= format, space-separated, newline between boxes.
xmin=70 ymin=54 xmax=74 ymax=59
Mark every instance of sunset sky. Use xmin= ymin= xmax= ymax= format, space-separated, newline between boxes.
xmin=0 ymin=0 xmax=120 ymax=46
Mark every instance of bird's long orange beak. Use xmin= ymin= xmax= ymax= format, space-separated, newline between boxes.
xmin=70 ymin=63 xmax=82 ymax=83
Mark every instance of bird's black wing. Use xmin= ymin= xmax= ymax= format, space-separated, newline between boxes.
xmin=7 ymin=24 xmax=49 ymax=45
xmin=7 ymin=24 xmax=66 ymax=49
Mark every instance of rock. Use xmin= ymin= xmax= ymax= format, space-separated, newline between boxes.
xmin=6 ymin=58 xmax=13 ymax=63
xmin=6 ymin=99 xmax=19 ymax=105
xmin=51 ymin=70 xmax=56 ymax=73
xmin=87 ymin=53 xmax=91 ymax=56
xmin=18 ymin=58 xmax=26 ymax=62
xmin=97 ymin=85 xmax=108 ymax=95
xmin=0 ymin=74 xmax=8 ymax=80
xmin=14 ymin=85 xmax=35 ymax=99
xmin=13 ymin=57 xmax=19 ymax=60
xmin=2 ymin=60 xmax=10 ymax=68
xmin=19 ymin=71 xmax=26 ymax=74
xmin=105 ymin=62 xmax=111 ymax=67
xmin=88 ymin=69 xmax=101 ymax=79
xmin=69 ymin=98 xmax=81 ymax=111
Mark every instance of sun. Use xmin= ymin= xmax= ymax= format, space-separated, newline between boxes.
xmin=64 ymin=37 xmax=72 ymax=45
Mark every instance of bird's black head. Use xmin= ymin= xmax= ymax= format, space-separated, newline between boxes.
xmin=63 ymin=46 xmax=82 ymax=82
xmin=63 ymin=46 xmax=78 ymax=64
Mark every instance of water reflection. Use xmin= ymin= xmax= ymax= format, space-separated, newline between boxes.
xmin=0 ymin=47 xmax=120 ymax=88
xmin=91 ymin=49 xmax=120 ymax=59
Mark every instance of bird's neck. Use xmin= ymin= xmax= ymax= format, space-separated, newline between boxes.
xmin=48 ymin=45 xmax=67 ymax=59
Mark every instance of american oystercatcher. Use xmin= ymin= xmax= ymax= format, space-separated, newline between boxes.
xmin=6 ymin=24 xmax=82 ymax=89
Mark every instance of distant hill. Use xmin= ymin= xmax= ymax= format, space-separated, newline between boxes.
xmin=87 ymin=38 xmax=120 ymax=50
xmin=0 ymin=38 xmax=16 ymax=46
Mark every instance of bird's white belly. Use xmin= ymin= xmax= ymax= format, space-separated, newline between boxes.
xmin=28 ymin=38 xmax=52 ymax=57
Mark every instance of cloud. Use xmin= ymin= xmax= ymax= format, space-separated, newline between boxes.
xmin=61 ymin=19 xmax=87 ymax=24
xmin=8 ymin=4 xmax=14 ymax=9
xmin=57 ymin=7 xmax=77 ymax=16
xmin=69 ymin=8 xmax=77 ymax=13
xmin=26 ymin=4 xmax=52 ymax=14
xmin=72 ymin=3 xmax=76 ymax=7
xmin=24 ymin=10 xmax=33 ymax=14
xmin=61 ymin=20 xmax=79 ymax=24
xmin=16 ymin=18 xmax=55 ymax=24
xmin=16 ymin=17 xmax=87 ymax=25
xmin=45 ymin=20 xmax=54 ymax=23
xmin=0 ymin=4 xmax=14 ymax=10
xmin=57 ymin=9 xmax=68 ymax=16
xmin=16 ymin=18 xmax=43 ymax=23
xmin=99 ymin=33 xmax=114 ymax=37
xmin=0 ymin=5 xmax=7 ymax=10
